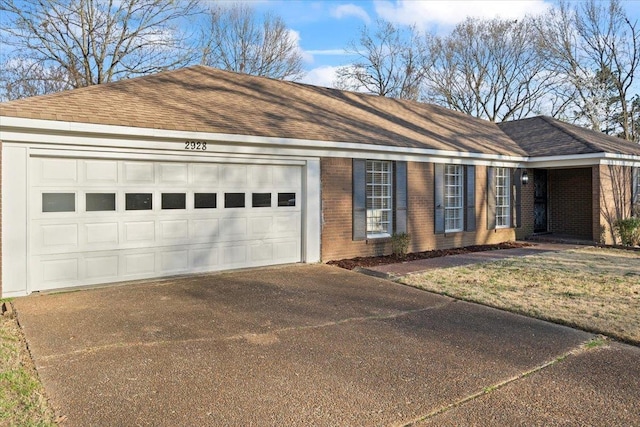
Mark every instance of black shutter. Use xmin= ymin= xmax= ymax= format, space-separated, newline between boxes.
xmin=513 ymin=168 xmax=522 ymax=228
xmin=395 ymin=161 xmax=408 ymax=234
xmin=487 ymin=167 xmax=496 ymax=230
xmin=352 ymin=159 xmax=367 ymax=241
xmin=465 ymin=165 xmax=476 ymax=231
xmin=434 ymin=163 xmax=445 ymax=234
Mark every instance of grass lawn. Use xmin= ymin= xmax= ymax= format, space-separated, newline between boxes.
xmin=0 ymin=304 xmax=55 ymax=426
xmin=400 ymin=247 xmax=640 ymax=345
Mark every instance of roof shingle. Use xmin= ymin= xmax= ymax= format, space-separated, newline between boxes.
xmin=497 ymin=116 xmax=640 ymax=157
xmin=0 ymin=65 xmax=526 ymax=156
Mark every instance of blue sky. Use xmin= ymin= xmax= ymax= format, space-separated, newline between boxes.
xmin=239 ymin=0 xmax=640 ymax=87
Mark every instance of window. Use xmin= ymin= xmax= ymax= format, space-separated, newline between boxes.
xmin=126 ymin=193 xmax=152 ymax=210
xmin=252 ymin=193 xmax=271 ymax=207
xmin=225 ymin=193 xmax=245 ymax=208
xmin=43 ymin=193 xmax=75 ymax=212
xmin=278 ymin=193 xmax=296 ymax=207
xmin=86 ymin=193 xmax=116 ymax=212
xmin=444 ymin=165 xmax=464 ymax=232
xmin=366 ymin=160 xmax=393 ymax=237
xmin=495 ymin=167 xmax=511 ymax=228
xmin=161 ymin=193 xmax=186 ymax=210
xmin=195 ymin=193 xmax=217 ymax=209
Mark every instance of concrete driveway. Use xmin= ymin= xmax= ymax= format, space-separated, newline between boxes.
xmin=14 ymin=264 xmax=640 ymax=426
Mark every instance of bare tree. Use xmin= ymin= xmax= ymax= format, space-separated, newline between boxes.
xmin=424 ymin=17 xmax=558 ymax=122
xmin=537 ymin=0 xmax=640 ymax=140
xmin=0 ymin=59 xmax=71 ymax=100
xmin=199 ymin=3 xmax=304 ymax=81
xmin=333 ymin=20 xmax=429 ymax=100
xmin=0 ymin=0 xmax=201 ymax=98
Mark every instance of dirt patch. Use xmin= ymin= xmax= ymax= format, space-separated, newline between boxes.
xmin=327 ymin=241 xmax=531 ymax=270
xmin=400 ymin=247 xmax=640 ymax=345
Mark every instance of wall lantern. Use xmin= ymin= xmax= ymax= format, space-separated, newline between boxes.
xmin=521 ymin=170 xmax=529 ymax=185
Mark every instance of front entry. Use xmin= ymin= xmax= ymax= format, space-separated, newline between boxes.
xmin=533 ymin=169 xmax=548 ymax=233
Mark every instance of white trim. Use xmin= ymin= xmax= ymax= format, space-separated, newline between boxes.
xmin=0 ymin=116 xmax=529 ymax=165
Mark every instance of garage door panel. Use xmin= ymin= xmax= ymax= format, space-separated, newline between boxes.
xmin=40 ymin=257 xmax=79 ymax=284
xmin=85 ymin=255 xmax=119 ymax=280
xmin=274 ymin=240 xmax=300 ymax=260
xmin=160 ymin=250 xmax=189 ymax=273
xmin=160 ymin=219 xmax=189 ymax=241
xmin=219 ymin=217 xmax=247 ymax=239
xmin=85 ymin=222 xmax=119 ymax=245
xmin=223 ymin=245 xmax=247 ymax=265
xmin=123 ymin=253 xmax=156 ymax=275
xmin=124 ymin=162 xmax=154 ymax=184
xmin=190 ymin=218 xmax=219 ymax=242
xmin=29 ymin=158 xmax=303 ymax=292
xmin=124 ymin=221 xmax=155 ymax=243
xmin=32 ymin=158 xmax=79 ymax=185
xmin=221 ymin=165 xmax=247 ymax=187
xmin=84 ymin=160 xmax=118 ymax=184
xmin=191 ymin=164 xmax=219 ymax=184
xmin=159 ymin=163 xmax=188 ymax=184
xmin=190 ymin=247 xmax=220 ymax=269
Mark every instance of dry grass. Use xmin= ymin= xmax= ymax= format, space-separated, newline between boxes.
xmin=0 ymin=306 xmax=55 ymax=427
xmin=401 ymin=247 xmax=640 ymax=344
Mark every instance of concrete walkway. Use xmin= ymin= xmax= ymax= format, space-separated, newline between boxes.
xmin=13 ymin=264 xmax=640 ymax=426
xmin=363 ymin=242 xmax=582 ymax=278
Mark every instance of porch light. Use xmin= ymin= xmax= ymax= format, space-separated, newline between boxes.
xmin=521 ymin=170 xmax=529 ymax=185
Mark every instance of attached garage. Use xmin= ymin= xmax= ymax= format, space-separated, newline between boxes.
xmin=28 ymin=156 xmax=303 ymax=292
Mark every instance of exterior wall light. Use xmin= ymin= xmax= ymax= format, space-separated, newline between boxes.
xmin=521 ymin=170 xmax=529 ymax=185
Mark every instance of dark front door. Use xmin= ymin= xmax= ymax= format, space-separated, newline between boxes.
xmin=534 ymin=169 xmax=548 ymax=233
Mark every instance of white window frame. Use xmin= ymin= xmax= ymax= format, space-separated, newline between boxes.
xmin=444 ymin=164 xmax=464 ymax=232
xmin=366 ymin=160 xmax=393 ymax=238
xmin=495 ymin=167 xmax=511 ymax=228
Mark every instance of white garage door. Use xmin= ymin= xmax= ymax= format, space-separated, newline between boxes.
xmin=28 ymin=157 xmax=302 ymax=292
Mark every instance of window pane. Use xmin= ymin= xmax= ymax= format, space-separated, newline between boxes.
xmin=162 ymin=193 xmax=186 ymax=210
xmin=366 ymin=160 xmax=393 ymax=236
xmin=43 ymin=193 xmax=75 ymax=212
xmin=278 ymin=193 xmax=296 ymax=207
xmin=86 ymin=193 xmax=115 ymax=212
xmin=195 ymin=193 xmax=217 ymax=209
xmin=252 ymin=193 xmax=271 ymax=208
xmin=225 ymin=193 xmax=245 ymax=208
xmin=126 ymin=193 xmax=152 ymax=210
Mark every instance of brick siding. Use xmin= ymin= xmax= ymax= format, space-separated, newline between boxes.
xmin=597 ymin=164 xmax=633 ymax=244
xmin=548 ymin=168 xmax=593 ymax=240
xmin=320 ymin=158 xmax=515 ymax=261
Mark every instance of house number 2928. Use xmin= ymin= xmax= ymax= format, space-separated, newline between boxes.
xmin=185 ymin=141 xmax=207 ymax=150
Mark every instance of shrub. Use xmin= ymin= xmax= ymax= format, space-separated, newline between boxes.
xmin=391 ymin=232 xmax=411 ymax=257
xmin=613 ymin=217 xmax=640 ymax=246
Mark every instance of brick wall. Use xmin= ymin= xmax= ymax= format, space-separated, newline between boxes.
xmin=320 ymin=158 xmax=515 ymax=261
xmin=597 ymin=164 xmax=633 ymax=244
xmin=516 ymin=168 xmax=535 ymax=240
xmin=548 ymin=168 xmax=593 ymax=240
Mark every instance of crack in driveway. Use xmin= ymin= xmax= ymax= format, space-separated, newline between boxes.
xmin=398 ymin=337 xmax=609 ymax=426
xmin=35 ymin=300 xmax=456 ymax=365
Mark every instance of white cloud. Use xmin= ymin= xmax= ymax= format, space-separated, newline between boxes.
xmin=332 ymin=4 xmax=372 ymax=24
xmin=299 ymin=65 xmax=342 ymax=88
xmin=374 ymin=0 xmax=552 ymax=30
xmin=287 ymin=29 xmax=315 ymax=64
xmin=305 ymin=49 xmax=349 ymax=56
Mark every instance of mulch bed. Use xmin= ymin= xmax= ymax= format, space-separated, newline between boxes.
xmin=327 ymin=241 xmax=532 ymax=270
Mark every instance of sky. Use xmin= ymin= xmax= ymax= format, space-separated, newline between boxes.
xmin=239 ymin=0 xmax=640 ymax=88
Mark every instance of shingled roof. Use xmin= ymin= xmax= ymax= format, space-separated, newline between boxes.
xmin=498 ymin=116 xmax=640 ymax=157
xmin=0 ymin=65 xmax=527 ymax=156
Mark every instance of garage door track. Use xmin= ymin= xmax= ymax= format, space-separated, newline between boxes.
xmin=14 ymin=265 xmax=640 ymax=426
